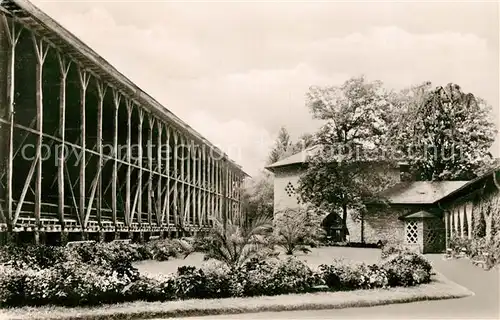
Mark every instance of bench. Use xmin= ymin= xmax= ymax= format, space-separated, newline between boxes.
xmin=65 ymin=240 xmax=96 ymax=248
xmin=472 ymin=252 xmax=492 ymax=270
xmin=111 ymin=239 xmax=131 ymax=244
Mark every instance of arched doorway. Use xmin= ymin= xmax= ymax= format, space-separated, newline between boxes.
xmin=322 ymin=212 xmax=347 ymax=242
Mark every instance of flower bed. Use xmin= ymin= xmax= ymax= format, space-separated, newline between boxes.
xmin=0 ymin=242 xmax=434 ymax=308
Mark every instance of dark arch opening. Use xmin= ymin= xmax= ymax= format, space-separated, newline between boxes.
xmin=322 ymin=212 xmax=347 ymax=242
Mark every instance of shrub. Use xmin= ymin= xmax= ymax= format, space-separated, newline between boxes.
xmin=238 ymin=257 xmax=318 ymax=296
xmin=318 ymin=260 xmax=389 ymax=290
xmin=380 ymin=243 xmax=413 ymax=259
xmin=381 ymin=252 xmax=432 ymax=287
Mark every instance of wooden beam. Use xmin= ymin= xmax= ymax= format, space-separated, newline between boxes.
xmin=148 ymin=115 xmax=154 ymax=226
xmin=77 ymin=67 xmax=90 ymax=229
xmin=111 ymin=90 xmax=121 ymax=227
xmin=137 ymin=109 xmax=144 ymax=227
xmin=198 ymin=147 xmax=203 ymax=225
xmin=125 ymin=100 xmax=133 ymax=226
xmin=96 ymin=81 xmax=106 ymax=228
xmin=84 ymin=159 xmax=108 ymax=227
xmin=12 ymin=157 xmax=38 ymax=226
xmin=165 ymin=127 xmax=171 ymax=226
xmin=186 ymin=141 xmax=191 ymax=226
xmin=173 ymin=131 xmax=179 ymax=227
xmin=57 ymin=53 xmax=71 ymax=229
xmin=31 ymin=34 xmax=49 ymax=229
xmin=2 ymin=16 xmax=22 ymax=230
xmin=156 ymin=122 xmax=163 ymax=226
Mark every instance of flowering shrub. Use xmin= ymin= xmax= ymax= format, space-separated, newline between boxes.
xmin=318 ymin=259 xmax=389 ymax=290
xmin=380 ymin=243 xmax=414 ymax=259
xmin=381 ymin=252 xmax=432 ymax=287
xmin=0 ymin=248 xmax=433 ymax=307
xmin=238 ymin=257 xmax=318 ymax=296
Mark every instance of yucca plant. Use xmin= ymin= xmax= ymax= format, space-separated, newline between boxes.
xmin=274 ymin=207 xmax=325 ymax=255
xmin=195 ymin=215 xmax=274 ymax=269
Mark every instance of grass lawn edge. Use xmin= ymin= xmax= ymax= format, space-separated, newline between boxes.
xmin=0 ymin=272 xmax=474 ymax=320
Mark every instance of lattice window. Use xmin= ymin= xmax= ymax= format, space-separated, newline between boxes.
xmin=424 ymin=229 xmax=437 ymax=246
xmin=285 ymin=181 xmax=296 ymax=197
xmin=406 ymin=221 xmax=418 ymax=244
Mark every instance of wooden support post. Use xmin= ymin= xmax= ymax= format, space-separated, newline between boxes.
xmin=125 ymin=100 xmax=133 ymax=226
xmin=466 ymin=202 xmax=473 ymax=240
xmin=199 ymin=148 xmax=203 ymax=225
xmin=96 ymin=82 xmax=106 ymax=229
xmin=57 ymin=54 xmax=71 ymax=230
xmin=157 ymin=122 xmax=163 ymax=226
xmin=112 ymin=90 xmax=121 ymax=228
xmin=173 ymin=132 xmax=179 ymax=227
xmin=165 ymin=127 xmax=171 ymax=226
xmin=77 ymin=68 xmax=90 ymax=237
xmin=221 ymin=157 xmax=227 ymax=226
xmin=137 ymin=108 xmax=144 ymax=227
xmin=186 ymin=141 xmax=191 ymax=226
xmin=1 ymin=17 xmax=22 ymax=236
xmin=210 ymin=155 xmax=214 ymax=222
xmin=32 ymin=34 xmax=49 ymax=240
xmin=147 ymin=116 xmax=154 ymax=226
xmin=459 ymin=205 xmax=465 ymax=238
xmin=444 ymin=210 xmax=449 ymax=248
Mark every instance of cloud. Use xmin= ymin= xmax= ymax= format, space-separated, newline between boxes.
xmin=30 ymin=1 xmax=499 ymax=174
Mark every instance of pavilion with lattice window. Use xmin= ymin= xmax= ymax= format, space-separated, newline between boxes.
xmin=265 ymin=147 xmax=500 ymax=253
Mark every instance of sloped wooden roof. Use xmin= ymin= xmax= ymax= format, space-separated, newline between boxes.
xmin=0 ymin=0 xmax=247 ymax=175
xmin=380 ymin=181 xmax=469 ymax=204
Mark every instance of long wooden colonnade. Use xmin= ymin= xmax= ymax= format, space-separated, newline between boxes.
xmin=0 ymin=0 xmax=245 ymax=244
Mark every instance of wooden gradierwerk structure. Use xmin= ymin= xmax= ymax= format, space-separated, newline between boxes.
xmin=0 ymin=0 xmax=246 ymax=244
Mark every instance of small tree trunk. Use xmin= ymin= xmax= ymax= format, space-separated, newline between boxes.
xmin=342 ymin=204 xmax=348 ymax=241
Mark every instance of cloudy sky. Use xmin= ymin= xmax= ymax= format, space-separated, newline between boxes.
xmin=32 ymin=0 xmax=499 ymax=176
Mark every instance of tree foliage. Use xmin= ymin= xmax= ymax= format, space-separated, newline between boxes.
xmin=268 ymin=127 xmax=316 ymax=165
xmin=391 ymin=82 xmax=497 ymax=180
xmin=241 ymin=170 xmax=274 ymax=226
xmin=297 ymin=76 xmax=398 ymax=234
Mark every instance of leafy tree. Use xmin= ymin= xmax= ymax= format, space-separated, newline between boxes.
xmin=268 ymin=126 xmax=294 ymax=165
xmin=297 ymin=76 xmax=398 ymax=237
xmin=292 ymin=133 xmax=316 ymax=153
xmin=392 ymin=83 xmax=497 ymax=180
xmin=241 ymin=170 xmax=274 ymax=227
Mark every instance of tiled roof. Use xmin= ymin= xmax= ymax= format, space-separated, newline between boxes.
xmin=265 ymin=145 xmax=322 ymax=170
xmin=381 ymin=181 xmax=469 ymax=204
xmin=401 ymin=210 xmax=438 ymax=219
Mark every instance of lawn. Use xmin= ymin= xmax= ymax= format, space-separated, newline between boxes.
xmin=134 ymin=246 xmax=382 ymax=275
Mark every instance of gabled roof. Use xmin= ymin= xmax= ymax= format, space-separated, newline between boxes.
xmin=265 ymin=145 xmax=321 ymax=171
xmin=400 ymin=210 xmax=438 ymax=219
xmin=436 ymin=164 xmax=500 ymax=204
xmin=381 ymin=181 xmax=469 ymax=204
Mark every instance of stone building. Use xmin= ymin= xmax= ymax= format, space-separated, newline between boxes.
xmin=266 ymin=146 xmax=474 ymax=253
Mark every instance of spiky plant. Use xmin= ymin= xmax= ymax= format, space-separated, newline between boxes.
xmin=273 ymin=207 xmax=325 ymax=255
xmin=197 ymin=216 xmax=274 ymax=269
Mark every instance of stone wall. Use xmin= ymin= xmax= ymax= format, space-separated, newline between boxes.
xmin=271 ymin=164 xmax=420 ymax=246
xmin=273 ymin=166 xmax=304 ymax=214
xmin=346 ymin=206 xmax=409 ymax=244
